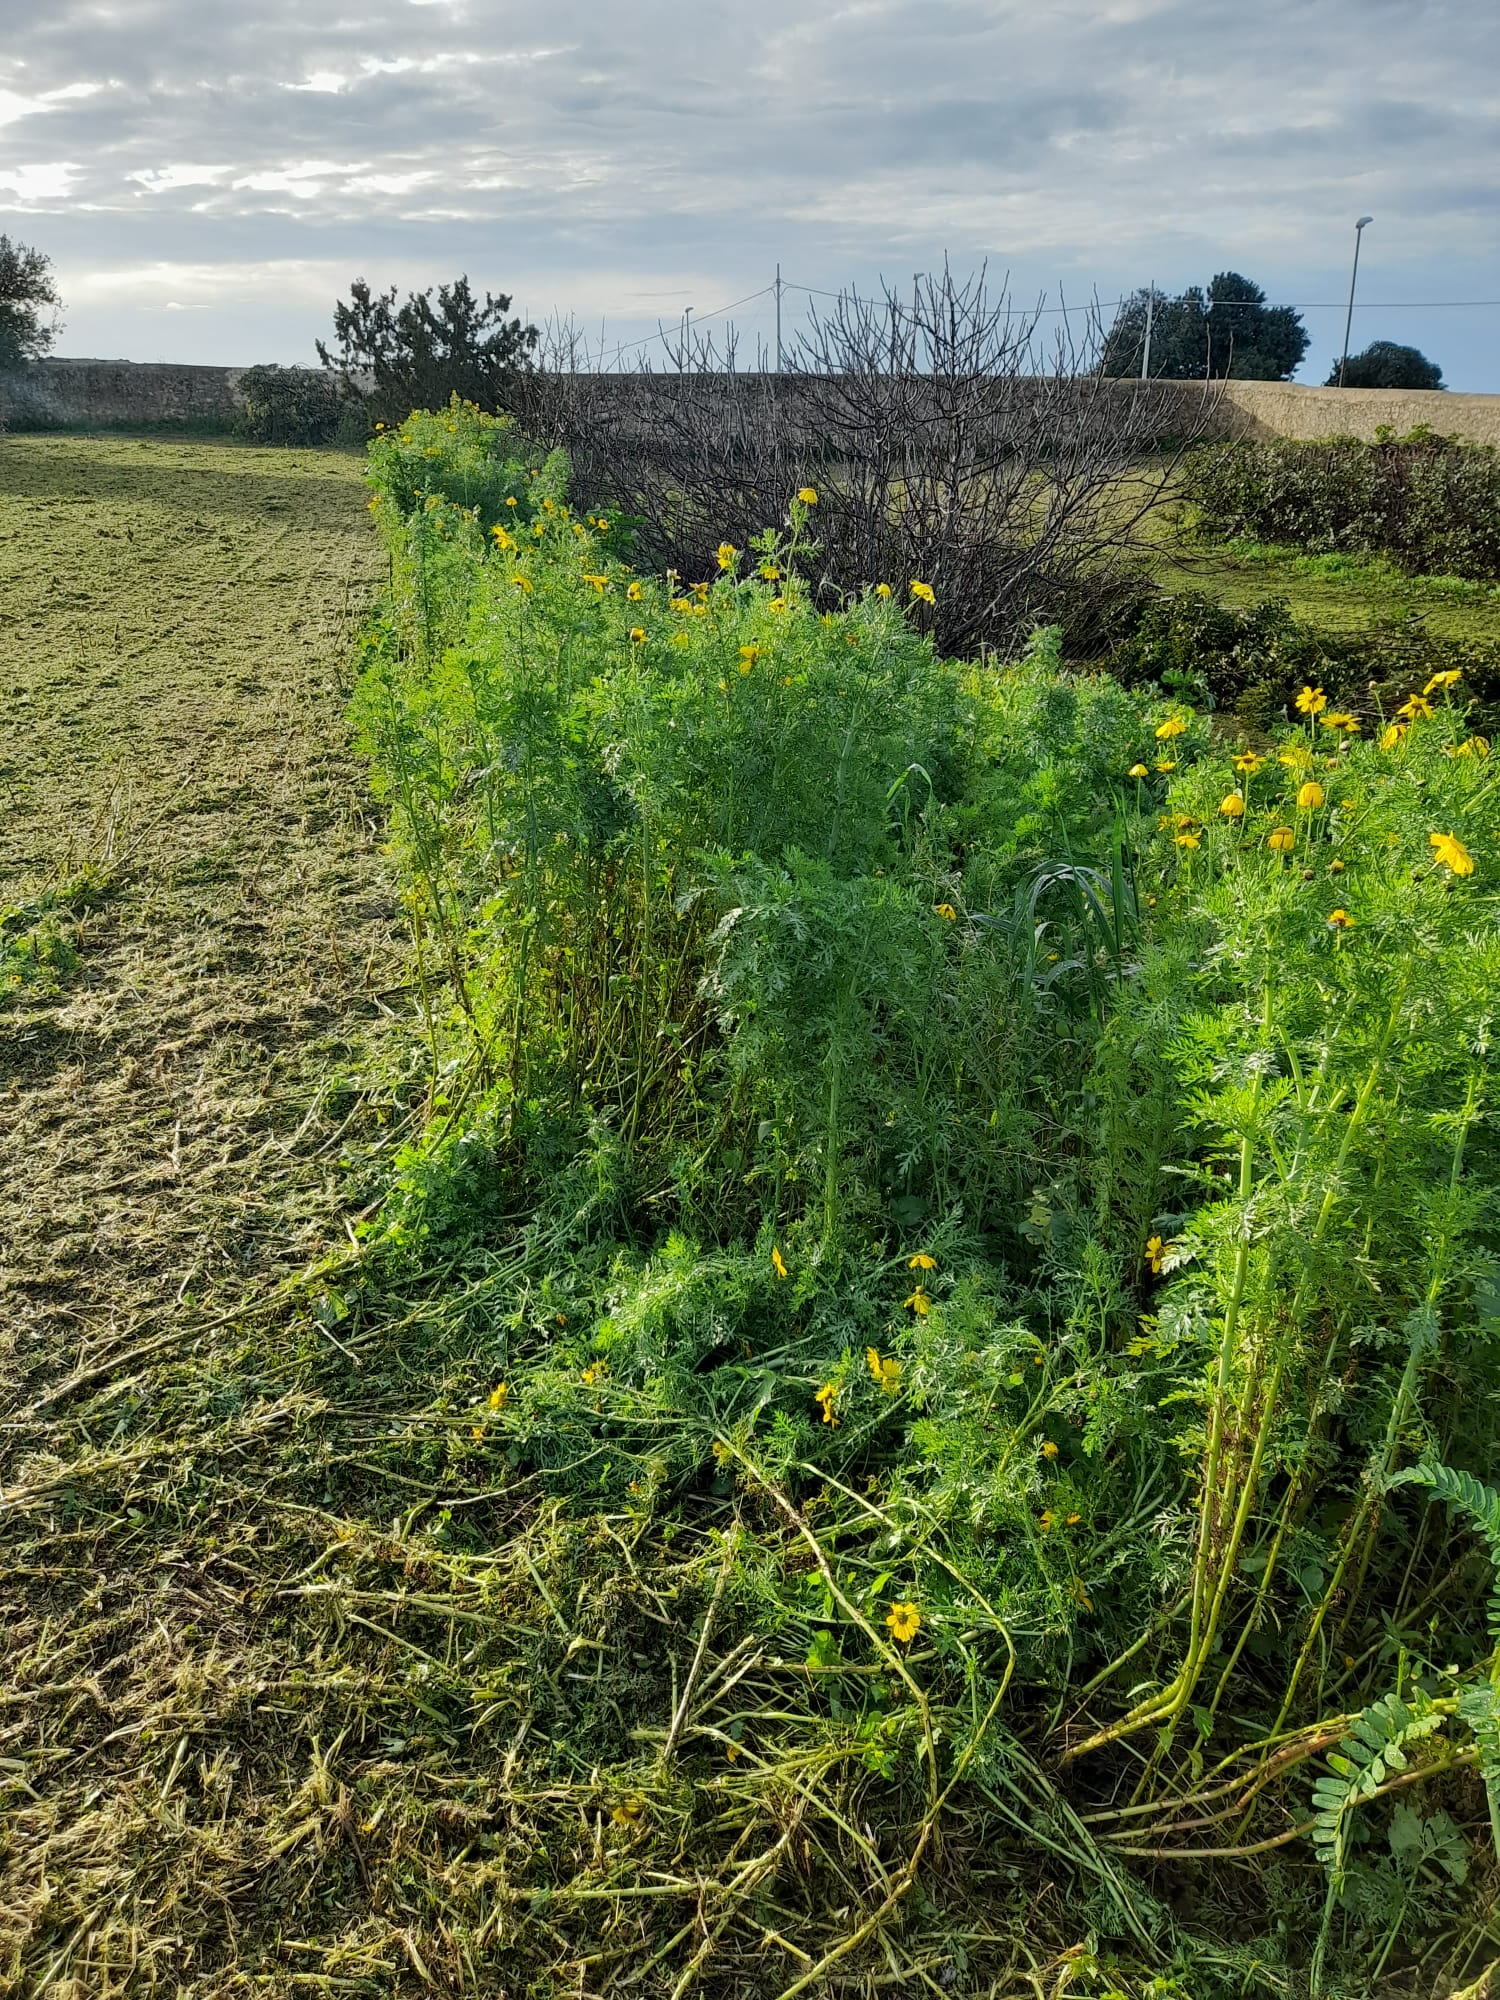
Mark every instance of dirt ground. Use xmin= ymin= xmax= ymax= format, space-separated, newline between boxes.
xmin=0 ymin=434 xmax=402 ymax=1397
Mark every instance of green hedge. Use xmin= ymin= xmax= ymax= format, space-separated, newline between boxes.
xmin=1180 ymin=429 xmax=1500 ymax=580
xmin=233 ymin=364 xmax=364 ymax=447
xmin=1106 ymin=588 xmax=1500 ymax=729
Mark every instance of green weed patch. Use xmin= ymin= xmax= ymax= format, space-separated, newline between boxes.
xmin=330 ymin=402 xmax=1500 ymax=1991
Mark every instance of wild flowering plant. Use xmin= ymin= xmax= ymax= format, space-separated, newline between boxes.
xmin=354 ymin=412 xmax=1500 ymax=1987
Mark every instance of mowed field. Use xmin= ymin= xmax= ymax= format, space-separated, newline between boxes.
xmin=0 ymin=436 xmax=429 ymax=1992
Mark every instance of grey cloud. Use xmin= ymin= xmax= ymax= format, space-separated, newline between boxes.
xmin=2 ymin=0 xmax=1497 ymax=385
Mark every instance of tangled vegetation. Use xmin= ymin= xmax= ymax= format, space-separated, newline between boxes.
xmin=337 ymin=401 xmax=1500 ymax=1993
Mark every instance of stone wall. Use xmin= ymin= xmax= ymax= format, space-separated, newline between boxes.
xmin=1207 ymin=378 xmax=1500 ymax=447
xmin=3 ymin=357 xmax=1498 ymax=447
xmin=0 ymin=358 xmax=245 ymax=429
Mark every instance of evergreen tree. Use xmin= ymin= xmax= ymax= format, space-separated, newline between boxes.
xmin=1100 ymin=271 xmax=1308 ymax=381
xmin=317 ymin=276 xmax=537 ymax=422
xmin=0 ymin=235 xmax=62 ymax=369
xmin=1327 ymin=340 xmax=1444 ymax=390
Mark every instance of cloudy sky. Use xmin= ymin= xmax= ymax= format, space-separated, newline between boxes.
xmin=2 ymin=0 xmax=1497 ymax=387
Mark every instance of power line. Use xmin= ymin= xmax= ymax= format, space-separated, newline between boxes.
xmin=548 ymin=271 xmax=1498 ymax=373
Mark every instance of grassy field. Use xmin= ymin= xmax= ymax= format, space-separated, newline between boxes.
xmin=0 ymin=435 xmax=428 ymax=1991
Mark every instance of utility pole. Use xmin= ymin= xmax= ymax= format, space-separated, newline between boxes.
xmin=775 ymin=262 xmax=783 ymax=373
xmin=1140 ymin=281 xmax=1154 ymax=380
xmin=1338 ymin=216 xmax=1374 ymax=387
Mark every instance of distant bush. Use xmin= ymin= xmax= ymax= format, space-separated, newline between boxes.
xmin=1180 ymin=430 xmax=1500 ymax=580
xmin=1106 ymin=588 xmax=1500 ymax=729
xmin=234 ymin=364 xmax=352 ymax=447
xmin=1326 ymin=340 xmax=1444 ymax=391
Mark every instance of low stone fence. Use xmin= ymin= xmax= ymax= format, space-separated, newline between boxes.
xmin=0 ymin=358 xmax=246 ymax=429
xmin=3 ymin=358 xmax=1498 ymax=448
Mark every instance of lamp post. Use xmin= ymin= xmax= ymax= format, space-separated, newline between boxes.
xmin=1337 ymin=216 xmax=1374 ymax=387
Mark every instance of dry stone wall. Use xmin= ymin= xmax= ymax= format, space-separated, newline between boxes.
xmin=2 ymin=358 xmax=1498 ymax=447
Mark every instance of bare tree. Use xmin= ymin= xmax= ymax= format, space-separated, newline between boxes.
xmin=511 ymin=267 xmax=1226 ymax=656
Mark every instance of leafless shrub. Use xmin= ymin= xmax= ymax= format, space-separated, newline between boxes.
xmin=512 ymin=268 xmax=1226 ymax=656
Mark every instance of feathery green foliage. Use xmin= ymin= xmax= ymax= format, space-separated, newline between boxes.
xmin=345 ymin=400 xmax=1500 ymax=1993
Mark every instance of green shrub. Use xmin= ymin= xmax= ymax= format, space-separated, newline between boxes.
xmin=1108 ymin=587 xmax=1500 ymax=730
xmin=1180 ymin=429 xmax=1500 ymax=580
xmin=233 ymin=364 xmax=352 ymax=446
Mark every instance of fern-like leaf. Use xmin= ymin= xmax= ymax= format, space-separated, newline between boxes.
xmin=1310 ymin=1690 xmax=1446 ymax=1891
xmin=1390 ymin=1460 xmax=1500 ymax=1639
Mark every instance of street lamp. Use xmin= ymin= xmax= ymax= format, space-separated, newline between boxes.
xmin=1337 ymin=216 xmax=1374 ymax=388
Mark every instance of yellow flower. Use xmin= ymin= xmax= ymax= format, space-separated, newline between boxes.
xmin=1429 ymin=831 xmax=1475 ymax=876
xmin=1154 ymin=714 xmax=1187 ymax=741
xmin=1296 ymin=781 xmax=1326 ymax=811
xmin=582 ymin=573 xmax=610 ymax=592
xmin=596 ymin=518 xmax=609 ymax=534
xmin=1066 ymin=1512 xmax=1082 ymax=1526
xmin=1456 ymin=735 xmax=1491 ymax=759
xmin=903 ymin=1286 xmax=932 ymax=1316
xmin=1155 ymin=759 xmax=1177 ymax=774
xmin=739 ymin=644 xmax=760 ymax=674
xmin=542 ymin=497 xmax=556 ymax=515
xmin=506 ymin=495 xmax=518 ymax=507
xmin=814 ymin=1381 xmax=839 ymax=1427
xmin=874 ymin=582 xmax=891 ymax=598
xmin=1328 ymin=908 xmax=1353 ymax=929
xmin=886 ymin=1601 xmax=921 ymax=1643
xmin=1424 ymin=668 xmax=1463 ymax=695
xmin=1319 ymin=711 xmax=1360 ymax=732
xmin=1219 ymin=793 xmax=1246 ymax=819
xmin=1295 ymin=685 xmax=1327 ymax=717
xmin=866 ymin=1347 xmax=902 ymax=1394
xmin=908 ymin=1252 xmax=937 ymax=1270
xmin=934 ymin=902 xmax=958 ymax=921
xmin=769 ymin=596 xmax=787 ymax=613
xmin=1329 ymin=858 xmax=1345 ymax=874
xmin=909 ymin=580 xmax=935 ymax=605
xmin=488 ymin=1382 xmax=509 ymax=1412
xmin=626 ymin=580 xmax=644 ymax=601
xmin=760 ymin=563 xmax=781 ymax=581
xmin=1278 ymin=744 xmax=1313 ymax=771
xmin=1174 ymin=831 xmax=1200 ymax=850
xmin=1144 ymin=1234 xmax=1165 ymax=1274
xmin=772 ymin=1245 xmax=789 ymax=1280
xmin=573 ymin=522 xmax=586 ymax=538
xmin=1397 ymin=694 xmax=1434 ymax=722
xmin=532 ymin=522 xmax=546 ymax=539
xmin=629 ymin=626 xmax=647 ymax=643
xmin=1039 ymin=1509 xmax=1056 ymax=1532
xmin=611 ymin=1796 xmax=645 ymax=1826
xmin=511 ymin=575 xmax=533 ymax=594
xmin=1267 ymin=826 xmax=1295 ymax=853
xmin=1070 ymin=1577 xmax=1094 ymax=1611
xmin=471 ymin=1424 xmax=485 ymax=1439
xmin=582 ymin=1361 xmax=609 ymax=1386
xmin=716 ymin=542 xmax=737 ymax=571
xmin=1233 ymin=751 xmax=1265 ymax=773
xmin=690 ymin=581 xmax=710 ymax=598
xmin=1128 ymin=763 xmax=1149 ymax=779
xmin=1379 ymin=722 xmax=1407 ymax=751
xmin=1041 ymin=1439 xmax=1059 ymax=1460
xmin=797 ymin=486 xmax=818 ymax=505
